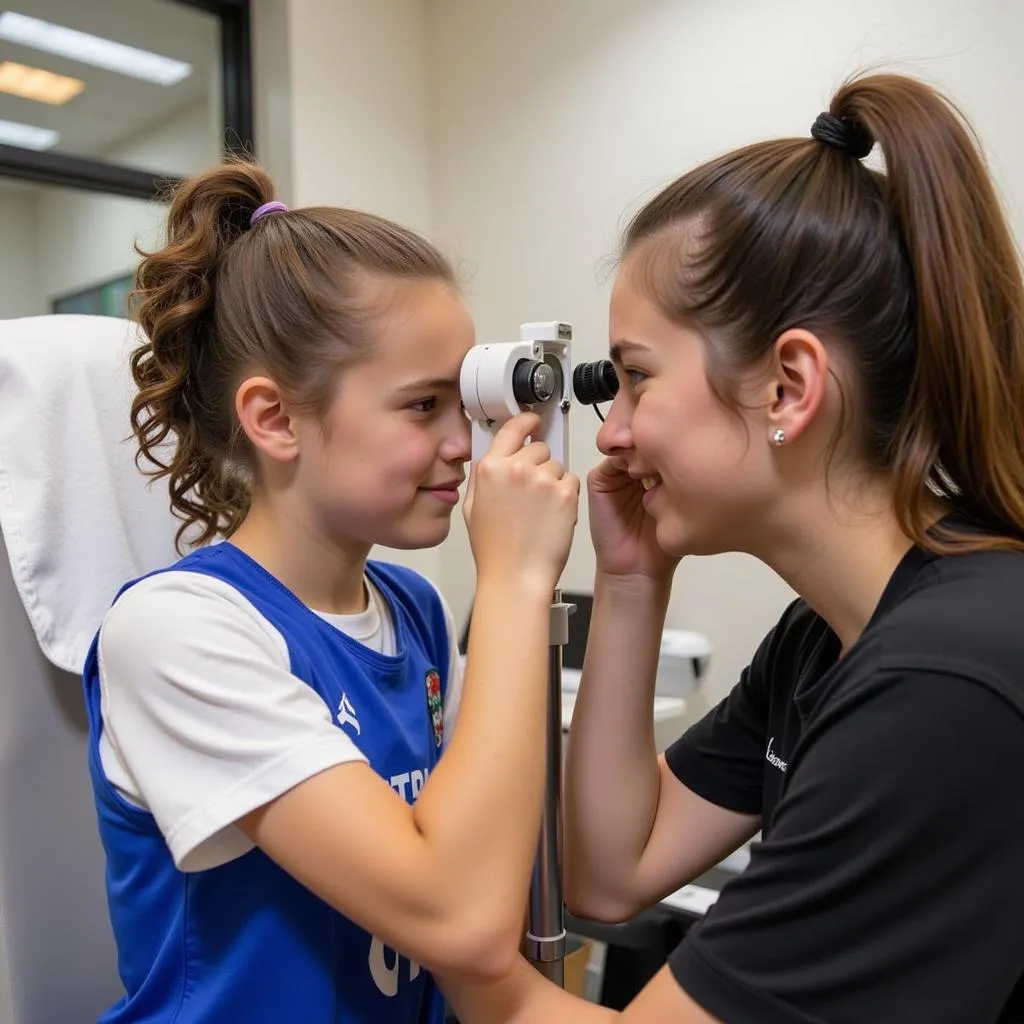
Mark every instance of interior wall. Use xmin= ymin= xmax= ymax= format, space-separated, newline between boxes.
xmin=0 ymin=189 xmax=41 ymax=318
xmin=251 ymin=0 xmax=295 ymax=203
xmin=251 ymin=0 xmax=441 ymax=578
xmin=285 ymin=0 xmax=432 ymax=234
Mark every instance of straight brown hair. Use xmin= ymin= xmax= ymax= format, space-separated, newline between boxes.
xmin=623 ymin=73 xmax=1024 ymax=554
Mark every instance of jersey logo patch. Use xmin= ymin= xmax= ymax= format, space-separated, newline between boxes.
xmin=337 ymin=693 xmax=361 ymax=736
xmin=425 ymin=669 xmax=443 ymax=748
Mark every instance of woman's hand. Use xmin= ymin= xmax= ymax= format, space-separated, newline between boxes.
xmin=587 ymin=456 xmax=679 ymax=584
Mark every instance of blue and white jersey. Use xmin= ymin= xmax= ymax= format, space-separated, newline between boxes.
xmin=83 ymin=542 xmax=457 ymax=1023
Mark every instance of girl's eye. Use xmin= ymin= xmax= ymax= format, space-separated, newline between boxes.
xmin=622 ymin=368 xmax=647 ymax=387
xmin=409 ymin=397 xmax=437 ymax=414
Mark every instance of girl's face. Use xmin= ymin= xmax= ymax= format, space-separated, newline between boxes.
xmin=292 ymin=279 xmax=474 ymax=552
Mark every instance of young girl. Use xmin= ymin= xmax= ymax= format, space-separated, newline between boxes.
xmin=442 ymin=74 xmax=1024 ymax=1023
xmin=82 ymin=160 xmax=579 ymax=1023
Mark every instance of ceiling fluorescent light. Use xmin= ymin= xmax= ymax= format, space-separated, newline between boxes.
xmin=0 ymin=12 xmax=192 ymax=87
xmin=0 ymin=117 xmax=59 ymax=150
xmin=0 ymin=61 xmax=84 ymax=104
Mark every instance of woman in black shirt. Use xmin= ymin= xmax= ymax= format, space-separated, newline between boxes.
xmin=443 ymin=71 xmax=1024 ymax=1024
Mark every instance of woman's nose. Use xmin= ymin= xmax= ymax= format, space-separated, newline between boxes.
xmin=596 ymin=391 xmax=633 ymax=456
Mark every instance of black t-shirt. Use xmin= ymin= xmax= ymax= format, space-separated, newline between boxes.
xmin=665 ymin=541 xmax=1024 ymax=1024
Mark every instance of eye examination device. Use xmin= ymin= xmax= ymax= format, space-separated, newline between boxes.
xmin=572 ymin=358 xmax=618 ymax=407
xmin=571 ymin=357 xmax=618 ymax=422
xmin=459 ymin=325 xmax=618 ymax=460
xmin=459 ymin=321 xmax=574 ymax=987
xmin=459 ymin=333 xmax=627 ymax=987
xmin=459 ymin=321 xmax=573 ymax=464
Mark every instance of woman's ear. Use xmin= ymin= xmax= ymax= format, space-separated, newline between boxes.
xmin=235 ymin=376 xmax=300 ymax=463
xmin=763 ymin=329 xmax=829 ymax=445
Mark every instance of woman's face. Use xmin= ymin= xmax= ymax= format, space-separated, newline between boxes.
xmin=597 ymin=269 xmax=786 ymax=558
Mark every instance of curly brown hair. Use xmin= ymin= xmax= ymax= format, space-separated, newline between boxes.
xmin=130 ymin=159 xmax=456 ymax=551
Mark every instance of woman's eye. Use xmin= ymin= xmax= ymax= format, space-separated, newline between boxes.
xmin=623 ymin=368 xmax=648 ymax=387
xmin=410 ymin=397 xmax=437 ymax=414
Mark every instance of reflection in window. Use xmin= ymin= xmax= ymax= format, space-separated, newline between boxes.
xmin=0 ymin=1 xmax=222 ymax=177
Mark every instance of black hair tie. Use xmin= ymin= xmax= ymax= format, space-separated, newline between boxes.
xmin=810 ymin=112 xmax=873 ymax=159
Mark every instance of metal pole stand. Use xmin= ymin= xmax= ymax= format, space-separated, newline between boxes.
xmin=525 ymin=589 xmax=573 ymax=986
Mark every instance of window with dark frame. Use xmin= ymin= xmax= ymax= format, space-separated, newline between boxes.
xmin=0 ymin=0 xmax=253 ymax=202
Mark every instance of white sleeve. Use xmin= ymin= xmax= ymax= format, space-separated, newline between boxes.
xmin=97 ymin=571 xmax=367 ymax=873
xmin=425 ymin=581 xmax=464 ymax=751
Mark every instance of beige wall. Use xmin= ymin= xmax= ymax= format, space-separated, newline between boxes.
xmin=0 ymin=188 xmax=41 ymax=318
xmin=252 ymin=0 xmax=1024 ymax=702
xmin=252 ymin=0 xmax=442 ymax=580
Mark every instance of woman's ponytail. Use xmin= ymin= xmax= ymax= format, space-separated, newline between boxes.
xmin=834 ymin=75 xmax=1024 ymax=549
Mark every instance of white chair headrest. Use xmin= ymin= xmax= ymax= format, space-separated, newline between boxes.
xmin=0 ymin=315 xmax=179 ymax=673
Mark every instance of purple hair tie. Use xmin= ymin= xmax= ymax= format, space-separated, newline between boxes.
xmin=250 ymin=200 xmax=289 ymax=227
